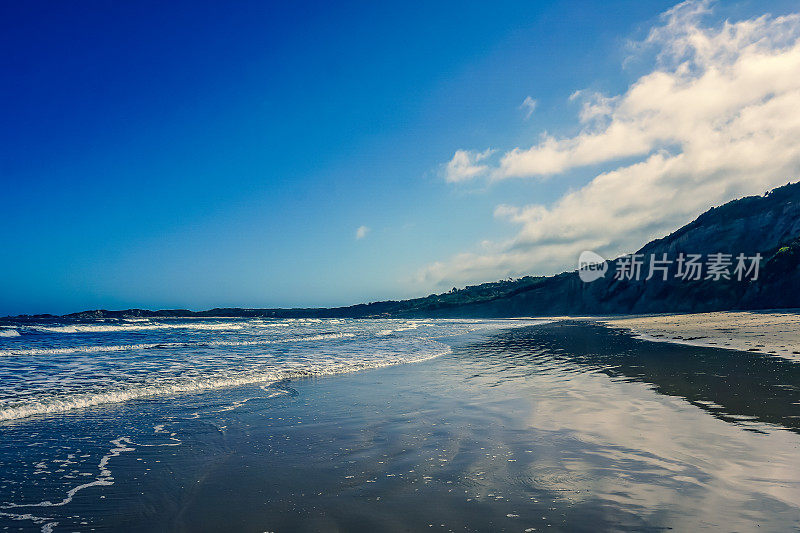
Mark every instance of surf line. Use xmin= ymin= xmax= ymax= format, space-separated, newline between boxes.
xmin=1 ymin=437 xmax=135 ymax=510
xmin=0 ymin=437 xmax=136 ymax=532
xmin=0 ymin=511 xmax=57 ymax=533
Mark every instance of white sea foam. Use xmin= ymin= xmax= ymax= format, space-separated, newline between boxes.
xmin=0 ymin=512 xmax=56 ymax=533
xmin=0 ymin=342 xmax=450 ymax=421
xmin=0 ymin=318 xmax=544 ymax=423
xmin=0 ymin=332 xmax=355 ymax=357
xmin=1 ymin=437 xmax=135 ymax=511
xmin=23 ymin=322 xmax=246 ymax=334
xmin=259 ymin=385 xmax=291 ymax=399
xmin=375 ymin=323 xmax=423 ymax=336
xmin=0 ymin=329 xmax=20 ymax=337
xmin=394 ymin=323 xmax=422 ymax=331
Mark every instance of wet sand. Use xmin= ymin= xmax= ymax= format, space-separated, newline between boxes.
xmin=599 ymin=310 xmax=800 ymax=360
xmin=1 ymin=323 xmax=799 ymax=532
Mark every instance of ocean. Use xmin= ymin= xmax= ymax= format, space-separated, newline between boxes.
xmin=0 ymin=317 xmax=529 ymax=422
xmin=0 ymin=318 xmax=798 ymax=531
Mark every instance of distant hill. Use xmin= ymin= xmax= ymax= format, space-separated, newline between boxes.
xmin=422 ymin=181 xmax=800 ymax=317
xmin=8 ymin=182 xmax=800 ymax=320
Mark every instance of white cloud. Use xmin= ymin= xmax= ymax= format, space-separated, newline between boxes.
xmin=520 ymin=96 xmax=538 ymax=119
xmin=443 ymin=149 xmax=495 ymax=183
xmin=423 ymin=0 xmax=800 ymax=287
xmin=355 ymin=225 xmax=370 ymax=240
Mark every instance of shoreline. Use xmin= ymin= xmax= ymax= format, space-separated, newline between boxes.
xmin=593 ymin=310 xmax=800 ymax=361
xmin=1 ymin=320 xmax=799 ymax=531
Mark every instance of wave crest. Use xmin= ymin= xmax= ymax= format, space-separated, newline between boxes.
xmin=0 ymin=342 xmax=449 ymax=421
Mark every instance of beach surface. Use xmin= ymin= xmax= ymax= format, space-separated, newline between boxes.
xmin=599 ymin=310 xmax=800 ymax=360
xmin=1 ymin=320 xmax=799 ymax=531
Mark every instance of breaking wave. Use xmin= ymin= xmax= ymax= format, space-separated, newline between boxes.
xmin=0 ymin=317 xmax=541 ymax=423
xmin=0 ymin=332 xmax=354 ymax=357
xmin=19 ymin=322 xmax=247 ymax=334
xmin=0 ymin=342 xmax=449 ymax=421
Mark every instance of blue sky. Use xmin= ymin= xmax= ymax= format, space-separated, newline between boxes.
xmin=3 ymin=0 xmax=800 ymax=315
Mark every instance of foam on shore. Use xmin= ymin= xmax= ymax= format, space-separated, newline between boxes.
xmin=0 ymin=332 xmax=354 ymax=357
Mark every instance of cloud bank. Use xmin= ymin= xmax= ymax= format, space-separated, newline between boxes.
xmin=422 ymin=0 xmax=800 ymax=287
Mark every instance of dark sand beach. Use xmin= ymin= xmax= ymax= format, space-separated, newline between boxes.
xmin=2 ymin=321 xmax=799 ymax=532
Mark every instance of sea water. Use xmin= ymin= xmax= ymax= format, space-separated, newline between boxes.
xmin=0 ymin=317 xmax=532 ymax=422
xmin=1 ymin=318 xmax=798 ymax=531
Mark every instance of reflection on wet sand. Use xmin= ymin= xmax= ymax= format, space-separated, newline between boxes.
xmin=472 ymin=321 xmax=800 ymax=433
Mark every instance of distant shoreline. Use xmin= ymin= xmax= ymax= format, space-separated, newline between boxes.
xmin=4 ymin=305 xmax=800 ymax=322
xmin=5 ymin=306 xmax=800 ymax=362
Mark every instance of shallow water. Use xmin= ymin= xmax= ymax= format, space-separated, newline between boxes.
xmin=0 ymin=320 xmax=798 ymax=531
